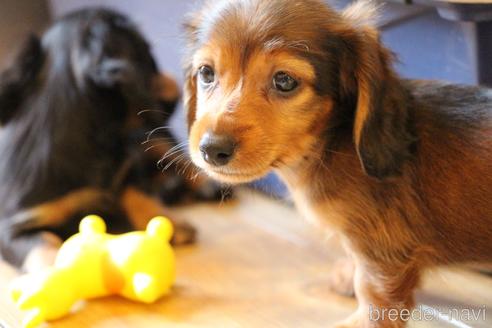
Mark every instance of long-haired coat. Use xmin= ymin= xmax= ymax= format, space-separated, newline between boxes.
xmin=0 ymin=8 xmax=215 ymax=271
xmin=183 ymin=0 xmax=492 ymax=327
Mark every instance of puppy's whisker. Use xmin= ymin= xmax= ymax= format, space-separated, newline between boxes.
xmin=161 ymin=141 xmax=188 ymax=160
xmin=144 ymin=142 xmax=173 ymax=153
xmin=159 ymin=147 xmax=186 ymax=163
xmin=170 ymin=153 xmax=189 ymax=170
xmin=175 ymin=158 xmax=192 ymax=176
xmin=137 ymin=109 xmax=170 ymax=116
xmin=182 ymin=162 xmax=201 ymax=179
xmin=145 ymin=126 xmax=173 ymax=141
xmin=176 ymin=159 xmax=190 ymax=175
xmin=190 ymin=169 xmax=205 ymax=182
xmin=157 ymin=147 xmax=187 ymax=169
xmin=163 ymin=140 xmax=188 ymax=155
xmin=183 ymin=161 xmax=197 ymax=177
xmin=141 ymin=137 xmax=174 ymax=145
xmin=163 ymin=153 xmax=188 ymax=171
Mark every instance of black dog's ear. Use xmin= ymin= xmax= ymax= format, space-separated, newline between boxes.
xmin=338 ymin=4 xmax=416 ymax=179
xmin=155 ymin=73 xmax=180 ymax=118
xmin=0 ymin=35 xmax=44 ymax=124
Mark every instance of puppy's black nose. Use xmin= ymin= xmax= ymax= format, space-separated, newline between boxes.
xmin=199 ymin=133 xmax=236 ymax=166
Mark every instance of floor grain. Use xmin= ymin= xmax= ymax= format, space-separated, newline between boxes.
xmin=0 ymin=189 xmax=490 ymax=327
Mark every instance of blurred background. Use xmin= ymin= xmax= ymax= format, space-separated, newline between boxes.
xmin=1 ymin=0 xmax=491 ymax=196
xmin=0 ymin=2 xmax=491 ymax=327
xmin=2 ymin=0 xmax=491 ymax=84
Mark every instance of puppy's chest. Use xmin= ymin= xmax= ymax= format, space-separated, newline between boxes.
xmin=289 ymin=188 xmax=349 ymax=230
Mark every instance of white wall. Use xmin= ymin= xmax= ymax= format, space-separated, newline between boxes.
xmin=49 ymin=0 xmax=203 ymax=83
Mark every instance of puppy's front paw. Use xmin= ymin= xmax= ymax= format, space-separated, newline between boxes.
xmin=334 ymin=309 xmax=407 ymax=328
xmin=328 ymin=258 xmax=355 ymax=297
xmin=333 ymin=311 xmax=361 ymax=328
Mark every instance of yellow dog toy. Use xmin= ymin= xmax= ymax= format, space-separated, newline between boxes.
xmin=10 ymin=215 xmax=175 ymax=328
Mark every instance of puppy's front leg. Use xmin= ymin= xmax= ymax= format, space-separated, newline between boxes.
xmin=328 ymin=258 xmax=355 ymax=297
xmin=335 ymin=259 xmax=420 ymax=328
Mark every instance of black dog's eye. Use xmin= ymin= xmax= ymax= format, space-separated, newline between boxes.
xmin=198 ymin=65 xmax=215 ymax=85
xmin=273 ymin=72 xmax=298 ymax=92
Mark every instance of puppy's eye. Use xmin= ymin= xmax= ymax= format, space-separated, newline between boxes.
xmin=198 ymin=65 xmax=215 ymax=85
xmin=273 ymin=72 xmax=298 ymax=92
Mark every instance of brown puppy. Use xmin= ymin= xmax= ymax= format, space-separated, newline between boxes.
xmin=183 ymin=0 xmax=492 ymax=327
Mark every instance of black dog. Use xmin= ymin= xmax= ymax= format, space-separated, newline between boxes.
xmin=0 ymin=8 xmax=225 ymax=270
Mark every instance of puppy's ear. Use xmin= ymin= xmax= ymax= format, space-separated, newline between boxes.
xmin=0 ymin=35 xmax=44 ymax=125
xmin=182 ymin=15 xmax=201 ymax=132
xmin=339 ymin=4 xmax=416 ymax=179
xmin=183 ymin=61 xmax=197 ymax=132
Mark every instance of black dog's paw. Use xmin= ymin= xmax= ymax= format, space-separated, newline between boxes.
xmin=159 ymin=176 xmax=234 ymax=205
xmin=171 ymin=220 xmax=197 ymax=246
xmin=159 ymin=175 xmax=189 ymax=205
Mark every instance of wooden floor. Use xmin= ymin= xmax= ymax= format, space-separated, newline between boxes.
xmin=1 ymin=189 xmax=491 ymax=328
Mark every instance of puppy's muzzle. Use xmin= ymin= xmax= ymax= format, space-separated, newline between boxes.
xmin=199 ymin=132 xmax=236 ymax=166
